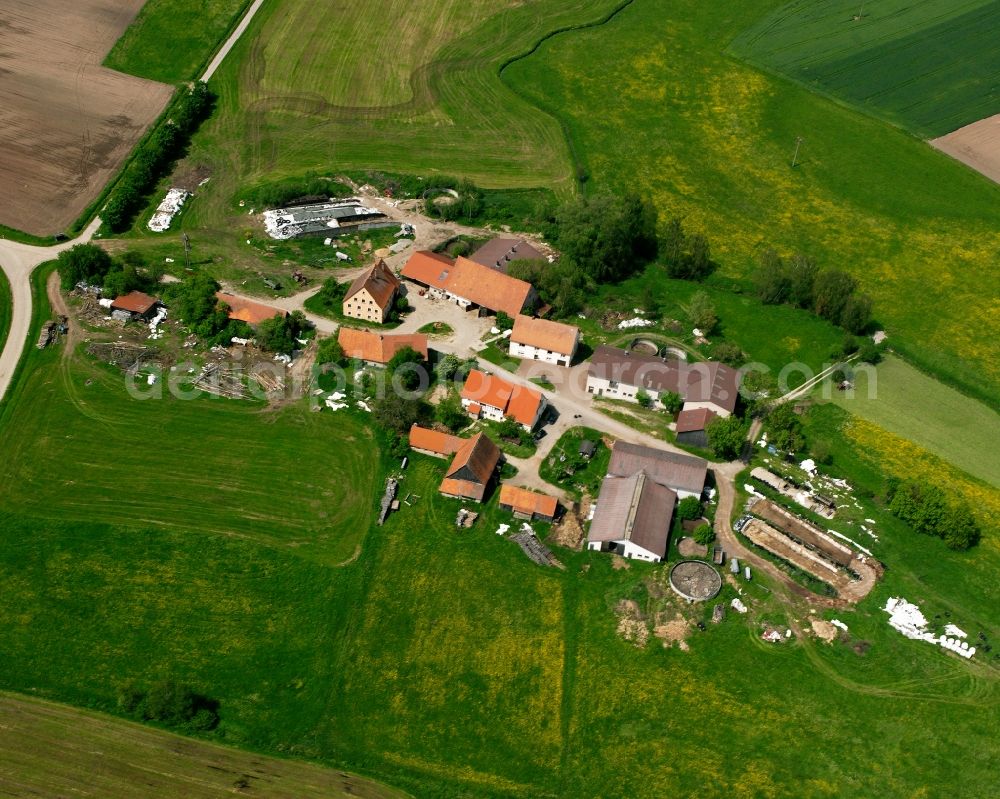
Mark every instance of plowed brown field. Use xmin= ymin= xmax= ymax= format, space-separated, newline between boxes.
xmin=0 ymin=0 xmax=172 ymax=235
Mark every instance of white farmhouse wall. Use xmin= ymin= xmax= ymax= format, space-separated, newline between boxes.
xmin=682 ymin=399 xmax=732 ymax=418
xmin=510 ymin=341 xmax=572 ymax=367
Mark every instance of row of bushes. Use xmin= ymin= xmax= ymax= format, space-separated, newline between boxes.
xmin=117 ymin=679 xmax=219 ymax=732
xmin=57 ymin=243 xmax=160 ymax=298
xmin=753 ymin=250 xmax=873 ymax=334
xmin=240 ymin=173 xmax=353 ymax=209
xmin=886 ymin=478 xmax=981 ymax=551
xmin=102 ymin=83 xmax=215 ymax=233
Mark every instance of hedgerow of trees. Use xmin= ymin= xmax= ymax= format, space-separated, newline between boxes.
xmin=753 ymin=249 xmax=874 ymax=334
xmin=103 ymin=83 xmax=215 ymax=233
xmin=554 ymin=193 xmax=658 ymax=283
xmin=886 ymin=478 xmax=981 ymax=551
xmin=117 ymin=679 xmax=219 ymax=732
xmin=661 ymin=217 xmax=714 ymax=280
xmin=57 ymin=244 xmax=159 ymax=298
xmin=509 ymin=193 xmax=659 ymax=314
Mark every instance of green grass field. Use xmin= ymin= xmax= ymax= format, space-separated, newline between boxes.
xmin=0 ymin=270 xmax=996 ymax=795
xmin=730 ymin=0 xmax=1000 ymax=138
xmin=0 ymin=345 xmax=377 ymax=565
xmin=828 ymin=356 xmax=1000 ymax=488
xmin=0 ymin=440 xmax=997 ymax=797
xmin=0 ymin=692 xmax=406 ymax=799
xmin=105 ymin=0 xmax=251 ymax=83
xmin=181 ymin=0 xmax=625 ymax=236
xmin=501 ymin=0 xmax=1000 ymax=405
xmin=581 ymin=267 xmax=847 ymax=380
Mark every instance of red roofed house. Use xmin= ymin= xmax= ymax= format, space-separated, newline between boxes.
xmin=216 ymin=292 xmax=287 ymax=327
xmin=499 ymin=485 xmax=559 ymax=522
xmin=674 ymin=407 xmax=718 ymax=449
xmin=343 ymin=259 xmax=401 ymax=324
xmin=460 ymin=369 xmax=546 ymax=431
xmin=338 ymin=328 xmax=428 ymax=366
xmin=401 ymin=251 xmax=536 ymax=317
xmin=509 ymin=314 xmax=580 ymax=367
xmin=110 ymin=291 xmax=160 ymax=320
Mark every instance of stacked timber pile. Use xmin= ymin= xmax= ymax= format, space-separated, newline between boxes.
xmin=377 ymin=478 xmax=398 ymax=526
xmin=511 ymin=529 xmax=563 ymax=569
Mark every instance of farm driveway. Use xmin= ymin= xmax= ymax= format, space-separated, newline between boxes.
xmin=0 ymin=218 xmax=101 ymax=403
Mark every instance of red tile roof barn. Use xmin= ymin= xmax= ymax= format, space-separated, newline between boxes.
xmin=337 ymin=328 xmax=428 ymax=365
xmin=400 ymin=250 xmax=455 ymax=290
xmin=444 ymin=257 xmax=534 ymax=317
xmin=400 ymin=252 xmax=534 ymax=317
xmin=215 ymin=292 xmax=287 ymax=326
xmin=510 ymin=314 xmax=579 ymax=356
xmin=408 ymin=424 xmax=463 ymax=457
xmin=439 ymin=433 xmax=501 ymax=502
xmin=110 ymin=291 xmax=158 ymax=315
xmin=344 ymin=259 xmax=400 ymax=307
xmin=498 ymin=485 xmax=559 ymax=520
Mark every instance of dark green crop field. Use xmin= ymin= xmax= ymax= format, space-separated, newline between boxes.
xmin=730 ymin=0 xmax=1000 ymax=137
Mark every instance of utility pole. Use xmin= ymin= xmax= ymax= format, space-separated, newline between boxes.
xmin=791 ymin=136 xmax=804 ymax=168
xmin=182 ymin=233 xmax=191 ymax=270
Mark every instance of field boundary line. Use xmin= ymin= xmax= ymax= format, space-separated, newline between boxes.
xmin=202 ymin=0 xmax=267 ymax=82
xmin=498 ymin=0 xmax=638 ymax=193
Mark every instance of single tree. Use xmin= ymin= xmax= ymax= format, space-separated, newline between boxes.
xmin=812 ymin=269 xmax=857 ymax=324
xmin=660 ymin=390 xmax=683 ymax=415
xmin=677 ymin=496 xmax=704 ymax=521
xmin=685 ymin=291 xmax=718 ymax=333
xmin=706 ymin=415 xmax=747 ymax=459
xmin=372 ymin=394 xmax=428 ymax=435
xmin=316 ymin=335 xmax=344 ymax=366
xmin=754 ymin=249 xmax=790 ymax=304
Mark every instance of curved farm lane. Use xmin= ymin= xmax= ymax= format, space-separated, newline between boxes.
xmin=0 ymin=217 xmax=101 ymax=403
xmin=713 ymin=461 xmax=844 ymax=609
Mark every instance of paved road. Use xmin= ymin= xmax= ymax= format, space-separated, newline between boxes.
xmin=0 ymin=218 xmax=102 ymax=402
xmin=202 ymin=0 xmax=267 ymax=82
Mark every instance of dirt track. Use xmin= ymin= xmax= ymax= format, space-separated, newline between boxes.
xmin=931 ymin=114 xmax=1000 ymax=186
xmin=0 ymin=217 xmax=101 ymax=402
xmin=0 ymin=0 xmax=172 ymax=235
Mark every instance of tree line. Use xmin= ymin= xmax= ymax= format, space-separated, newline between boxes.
xmin=509 ymin=192 xmax=659 ymax=314
xmin=886 ymin=478 xmax=981 ymax=551
xmin=117 ymin=679 xmax=219 ymax=732
xmin=753 ymin=249 xmax=873 ymax=334
xmin=103 ymin=83 xmax=215 ymax=233
xmin=57 ymin=243 xmax=161 ymax=298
